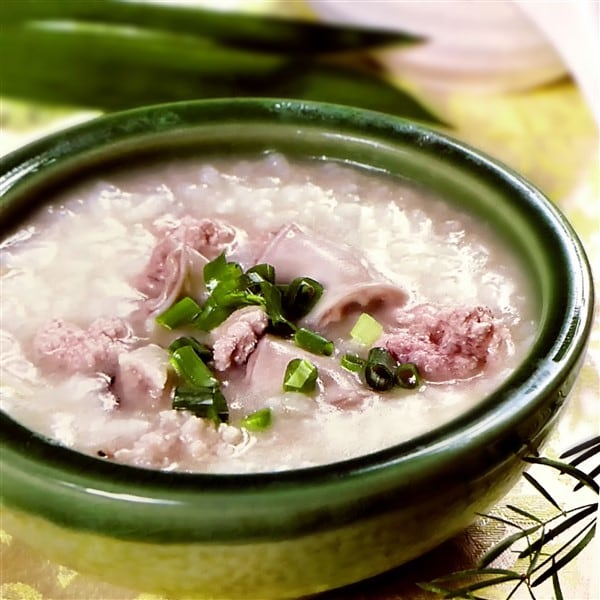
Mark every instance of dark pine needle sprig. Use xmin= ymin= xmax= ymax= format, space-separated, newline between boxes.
xmin=420 ymin=436 xmax=599 ymax=600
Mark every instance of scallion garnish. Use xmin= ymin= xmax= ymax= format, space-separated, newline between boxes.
xmin=350 ymin=312 xmax=383 ymax=346
xmin=192 ymin=255 xmax=307 ymax=333
xmin=156 ymin=296 xmax=202 ymax=330
xmin=294 ymin=327 xmax=334 ymax=356
xmin=203 ymin=252 xmax=243 ymax=292
xmin=194 ymin=300 xmax=235 ymax=331
xmin=172 ymin=385 xmax=228 ymax=424
xmin=158 ymin=254 xmax=332 ymax=419
xmin=168 ymin=336 xmax=213 ymax=362
xmin=258 ymin=280 xmax=296 ymax=336
xmin=342 ymin=348 xmax=422 ymax=394
xmin=283 ymin=358 xmax=318 ymax=394
xmin=395 ymin=362 xmax=421 ymax=389
xmin=365 ymin=347 xmax=397 ymax=391
xmin=283 ymin=276 xmax=323 ymax=320
xmin=169 ymin=345 xmax=218 ymax=389
xmin=341 ymin=353 xmax=366 ymax=373
xmin=168 ymin=340 xmax=228 ymax=423
xmin=210 ymin=387 xmax=229 ymax=423
xmin=246 ymin=263 xmax=275 ymax=285
xmin=209 ymin=274 xmax=251 ymax=306
xmin=240 ymin=407 xmax=272 ymax=432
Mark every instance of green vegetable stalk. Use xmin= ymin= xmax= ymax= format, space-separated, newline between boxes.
xmin=2 ymin=0 xmax=421 ymax=53
xmin=0 ymin=0 xmax=443 ymax=123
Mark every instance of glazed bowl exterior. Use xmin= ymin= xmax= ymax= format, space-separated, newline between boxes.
xmin=0 ymin=99 xmax=594 ymax=599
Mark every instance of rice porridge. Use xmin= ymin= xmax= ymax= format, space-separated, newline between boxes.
xmin=0 ymin=153 xmax=537 ymax=473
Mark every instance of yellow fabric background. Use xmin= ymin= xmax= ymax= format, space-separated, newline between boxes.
xmin=0 ymin=6 xmax=598 ymax=599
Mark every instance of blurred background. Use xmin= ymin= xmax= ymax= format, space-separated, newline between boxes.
xmin=1 ymin=1 xmax=598 ymax=599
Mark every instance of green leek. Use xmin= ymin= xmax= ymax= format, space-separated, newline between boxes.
xmin=169 ymin=345 xmax=218 ymax=389
xmin=365 ymin=347 xmax=397 ymax=391
xmin=0 ymin=2 xmax=443 ymax=123
xmin=294 ymin=328 xmax=334 ymax=356
xmin=283 ymin=277 xmax=324 ymax=320
xmin=395 ymin=363 xmax=421 ymax=389
xmin=350 ymin=313 xmax=383 ymax=346
xmin=240 ymin=408 xmax=273 ymax=432
xmin=341 ymin=353 xmax=366 ymax=373
xmin=283 ymin=358 xmax=318 ymax=394
xmin=156 ymin=297 xmax=202 ymax=330
xmin=168 ymin=336 xmax=212 ymax=363
xmin=172 ymin=386 xmax=228 ymax=424
xmin=1 ymin=1 xmax=420 ymax=54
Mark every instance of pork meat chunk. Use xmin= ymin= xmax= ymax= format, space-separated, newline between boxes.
xmin=210 ymin=306 xmax=269 ymax=372
xmin=383 ymin=305 xmax=509 ymax=382
xmin=112 ymin=344 xmax=170 ymax=409
xmin=33 ymin=316 xmax=133 ymax=376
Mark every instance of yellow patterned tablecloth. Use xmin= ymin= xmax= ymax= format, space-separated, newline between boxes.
xmin=1 ymin=13 xmax=599 ymax=600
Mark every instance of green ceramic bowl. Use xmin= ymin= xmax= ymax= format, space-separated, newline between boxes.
xmin=0 ymin=99 xmax=594 ymax=599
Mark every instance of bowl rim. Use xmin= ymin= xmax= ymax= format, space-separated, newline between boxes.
xmin=0 ymin=98 xmax=594 ymax=536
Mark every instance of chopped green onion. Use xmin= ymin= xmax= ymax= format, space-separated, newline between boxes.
xmin=172 ymin=386 xmax=228 ymax=424
xmin=203 ymin=252 xmax=243 ymax=291
xmin=210 ymin=387 xmax=229 ymax=423
xmin=240 ymin=408 xmax=272 ymax=432
xmin=294 ymin=327 xmax=334 ymax=356
xmin=246 ymin=263 xmax=275 ymax=285
xmin=365 ymin=347 xmax=396 ymax=391
xmin=283 ymin=277 xmax=323 ymax=320
xmin=168 ymin=336 xmax=213 ymax=362
xmin=209 ymin=274 xmax=251 ymax=306
xmin=341 ymin=353 xmax=366 ymax=373
xmin=350 ymin=312 xmax=383 ymax=346
xmin=395 ymin=362 xmax=421 ymax=389
xmin=194 ymin=301 xmax=234 ymax=331
xmin=258 ymin=281 xmax=296 ymax=336
xmin=159 ymin=253 xmax=322 ymax=338
xmin=283 ymin=358 xmax=318 ymax=394
xmin=169 ymin=345 xmax=218 ymax=388
xmin=156 ymin=296 xmax=202 ymax=330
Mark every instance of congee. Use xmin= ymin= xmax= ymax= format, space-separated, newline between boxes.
xmin=0 ymin=153 xmax=536 ymax=473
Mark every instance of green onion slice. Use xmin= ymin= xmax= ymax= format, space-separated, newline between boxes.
xmin=365 ymin=347 xmax=396 ymax=391
xmin=156 ymin=296 xmax=202 ymax=330
xmin=159 ymin=253 xmax=322 ymax=338
xmin=395 ymin=362 xmax=421 ymax=389
xmin=341 ymin=353 xmax=366 ymax=373
xmin=246 ymin=263 xmax=275 ymax=285
xmin=168 ymin=336 xmax=212 ymax=362
xmin=203 ymin=252 xmax=243 ymax=291
xmin=210 ymin=387 xmax=229 ymax=423
xmin=172 ymin=386 xmax=228 ymax=424
xmin=283 ymin=358 xmax=318 ymax=394
xmin=283 ymin=277 xmax=323 ymax=320
xmin=294 ymin=327 xmax=334 ymax=356
xmin=350 ymin=312 xmax=383 ymax=346
xmin=194 ymin=301 xmax=234 ymax=332
xmin=240 ymin=408 xmax=273 ymax=432
xmin=169 ymin=345 xmax=218 ymax=389
xmin=259 ymin=281 xmax=296 ymax=336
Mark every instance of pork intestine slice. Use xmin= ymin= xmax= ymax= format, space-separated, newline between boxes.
xmin=256 ymin=224 xmax=408 ymax=328
xmin=231 ymin=335 xmax=374 ymax=412
xmin=135 ymin=216 xmax=238 ymax=317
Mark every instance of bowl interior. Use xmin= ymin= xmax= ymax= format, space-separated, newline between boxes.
xmin=0 ymin=99 xmax=593 ymax=540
